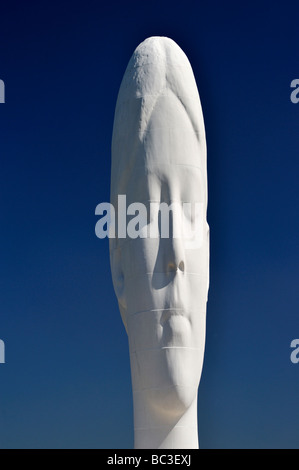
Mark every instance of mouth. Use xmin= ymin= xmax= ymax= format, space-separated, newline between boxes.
xmin=160 ymin=309 xmax=191 ymax=347
xmin=160 ymin=308 xmax=186 ymax=326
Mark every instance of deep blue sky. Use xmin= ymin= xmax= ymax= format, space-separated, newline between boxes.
xmin=0 ymin=0 xmax=298 ymax=448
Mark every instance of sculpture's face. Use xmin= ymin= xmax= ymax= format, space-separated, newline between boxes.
xmin=113 ymin=103 xmax=208 ymax=418
xmin=110 ymin=37 xmax=209 ymax=418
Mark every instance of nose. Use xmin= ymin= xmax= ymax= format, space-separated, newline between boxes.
xmin=166 ymin=238 xmax=185 ymax=274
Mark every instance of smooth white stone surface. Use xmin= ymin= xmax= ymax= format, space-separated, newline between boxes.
xmin=110 ymin=36 xmax=209 ymax=449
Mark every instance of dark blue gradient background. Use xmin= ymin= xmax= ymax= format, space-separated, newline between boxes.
xmin=0 ymin=0 xmax=298 ymax=448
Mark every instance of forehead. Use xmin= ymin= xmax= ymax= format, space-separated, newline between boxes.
xmin=125 ymin=90 xmax=205 ymax=200
xmin=143 ymin=90 xmax=203 ymax=170
xmin=125 ymin=163 xmax=204 ymax=205
xmin=112 ymin=79 xmax=207 ymax=209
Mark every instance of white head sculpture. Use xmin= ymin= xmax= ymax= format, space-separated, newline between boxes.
xmin=110 ymin=36 xmax=209 ymax=449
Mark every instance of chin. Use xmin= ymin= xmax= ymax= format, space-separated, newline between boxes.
xmin=145 ymin=346 xmax=203 ymax=420
xmin=147 ymin=380 xmax=199 ymax=422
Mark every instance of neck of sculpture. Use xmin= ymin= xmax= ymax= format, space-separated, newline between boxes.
xmin=133 ymin=393 xmax=199 ymax=449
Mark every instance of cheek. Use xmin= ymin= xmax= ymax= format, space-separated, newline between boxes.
xmin=120 ymin=238 xmax=159 ymax=279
